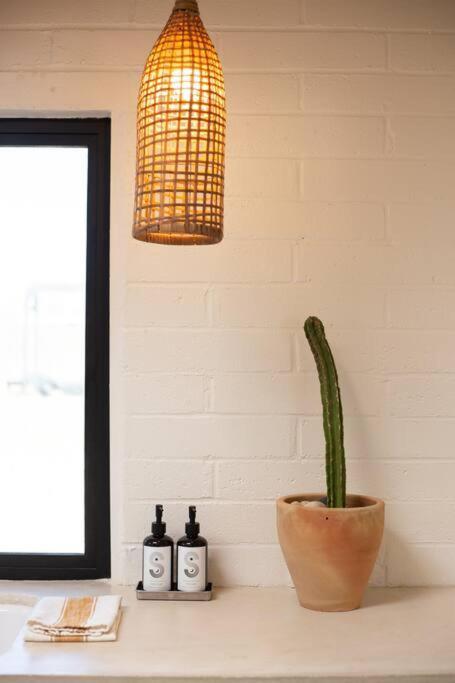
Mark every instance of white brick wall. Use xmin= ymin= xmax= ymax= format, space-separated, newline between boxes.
xmin=2 ymin=0 xmax=455 ymax=587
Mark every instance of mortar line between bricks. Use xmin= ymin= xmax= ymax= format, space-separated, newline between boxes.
xmin=3 ymin=24 xmax=455 ymax=34
xmin=122 ymin=542 xmax=283 ymax=549
xmin=301 ymin=415 xmax=455 ymax=420
xmin=125 ymin=370 xmax=297 ymax=376
xmin=216 ymin=238 xmax=441 ymax=244
xmin=125 ymin=322 xmax=391 ymax=332
xmin=127 ymin=413 xmax=300 ymax=419
xmin=122 ymin=541 xmax=455 ymax=547
xmin=170 ymin=499 xmax=455 ymax=505
xmin=125 ymin=280 xmax=294 ymax=286
xmin=126 ymin=232 xmax=391 ymax=242
xmin=385 ymin=33 xmax=391 ymax=71
xmin=126 ymin=270 xmax=454 ymax=277
xmin=126 ymin=413 xmax=455 ymax=420
xmin=122 ymin=324 xmax=391 ymax=331
xmin=0 ymin=66 xmax=393 ymax=75
xmin=127 ymin=502 xmax=455 ymax=507
xmin=127 ymin=458 xmax=305 ymax=464
xmin=127 ymin=457 xmax=455 ymax=463
xmin=126 ymin=277 xmax=455 ymax=289
xmin=127 ymin=233 xmax=386 ymax=242
xmin=48 ymin=27 xmax=55 ymax=62
xmin=205 ymin=287 xmax=214 ymax=327
xmin=386 ymin=284 xmax=455 ymax=289
xmin=158 ymin=326 xmax=455 ymax=331
xmin=228 ymin=158 xmax=455 ymax=164
xmin=209 ymin=460 xmax=216 ymax=498
xmin=206 ymin=375 xmax=215 ymax=414
xmin=127 ymin=500 xmax=276 ymax=506
xmin=392 ymin=542 xmax=455 ymax=547
xmin=123 ymin=325 xmax=300 ymax=331
xmin=4 ymin=65 xmax=455 ymax=77
xmin=126 ymin=282 xmax=213 ymax=288
xmin=128 ymin=458 xmax=213 ymax=463
xmin=125 ymin=281 xmax=455 ymax=289
xmin=300 ymin=112 xmax=455 ymax=119
xmin=126 ymin=456 xmax=455 ymax=465
xmin=291 ymin=330 xmax=299 ymax=372
xmin=125 ymin=413 xmax=332 ymax=418
xmin=291 ymin=242 xmax=299 ymax=283
xmin=384 ymin=201 xmax=393 ymax=247
xmin=124 ymin=370 xmax=455 ymax=377
xmin=389 ymin=69 xmax=455 ymax=77
xmin=372 ymin=327 xmax=455 ymax=331
xmin=230 ymin=112 xmax=455 ymax=119
xmin=213 ymin=462 xmax=220 ymax=498
xmin=229 ymin=155 xmax=455 ymax=162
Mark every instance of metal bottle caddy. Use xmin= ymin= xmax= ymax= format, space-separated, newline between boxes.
xmin=136 ymin=581 xmax=213 ymax=601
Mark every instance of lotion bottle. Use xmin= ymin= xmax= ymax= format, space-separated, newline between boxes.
xmin=177 ymin=506 xmax=207 ymax=592
xmin=143 ymin=504 xmax=174 ymax=591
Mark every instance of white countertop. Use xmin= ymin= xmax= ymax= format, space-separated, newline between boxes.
xmin=0 ymin=581 xmax=454 ymax=682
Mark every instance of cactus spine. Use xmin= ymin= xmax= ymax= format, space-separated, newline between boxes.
xmin=304 ymin=316 xmax=346 ymax=508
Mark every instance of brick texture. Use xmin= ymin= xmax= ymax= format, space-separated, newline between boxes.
xmin=303 ymin=0 xmax=455 ymax=30
xmin=4 ymin=0 xmax=455 ymax=588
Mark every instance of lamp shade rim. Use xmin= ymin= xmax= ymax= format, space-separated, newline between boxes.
xmin=133 ymin=224 xmax=223 ymax=246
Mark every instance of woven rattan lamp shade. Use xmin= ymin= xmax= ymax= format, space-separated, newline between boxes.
xmin=132 ymin=0 xmax=226 ymax=245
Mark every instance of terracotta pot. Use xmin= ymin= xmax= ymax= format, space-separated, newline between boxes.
xmin=277 ymin=493 xmax=384 ymax=612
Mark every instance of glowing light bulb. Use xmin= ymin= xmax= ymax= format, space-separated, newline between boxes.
xmin=170 ymin=68 xmax=201 ymax=102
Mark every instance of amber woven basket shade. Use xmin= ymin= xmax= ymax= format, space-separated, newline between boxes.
xmin=132 ymin=0 xmax=226 ymax=245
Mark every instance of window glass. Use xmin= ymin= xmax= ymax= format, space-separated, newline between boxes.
xmin=0 ymin=147 xmax=87 ymax=554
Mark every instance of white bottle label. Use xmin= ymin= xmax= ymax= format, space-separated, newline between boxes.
xmin=177 ymin=546 xmax=206 ymax=592
xmin=143 ymin=545 xmax=172 ymax=591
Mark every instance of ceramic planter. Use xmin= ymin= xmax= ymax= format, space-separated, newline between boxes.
xmin=277 ymin=493 xmax=384 ymax=612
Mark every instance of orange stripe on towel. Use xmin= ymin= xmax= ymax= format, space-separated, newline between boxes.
xmin=56 ymin=597 xmax=96 ymax=630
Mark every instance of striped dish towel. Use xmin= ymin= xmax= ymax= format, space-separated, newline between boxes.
xmin=24 ymin=595 xmax=122 ymax=642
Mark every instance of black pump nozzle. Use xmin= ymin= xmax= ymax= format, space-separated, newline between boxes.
xmin=185 ymin=505 xmax=200 ymax=539
xmin=152 ymin=504 xmax=166 ymax=538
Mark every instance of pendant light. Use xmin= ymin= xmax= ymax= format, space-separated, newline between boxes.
xmin=132 ymin=0 xmax=226 ymax=245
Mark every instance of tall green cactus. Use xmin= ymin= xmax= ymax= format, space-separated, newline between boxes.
xmin=304 ymin=316 xmax=346 ymax=508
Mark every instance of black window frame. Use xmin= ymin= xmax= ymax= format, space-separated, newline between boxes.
xmin=0 ymin=118 xmax=110 ymax=580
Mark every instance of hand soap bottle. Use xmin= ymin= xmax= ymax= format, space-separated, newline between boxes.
xmin=143 ymin=504 xmax=174 ymax=592
xmin=177 ymin=506 xmax=207 ymax=592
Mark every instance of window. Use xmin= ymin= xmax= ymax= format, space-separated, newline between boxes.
xmin=0 ymin=119 xmax=110 ymax=579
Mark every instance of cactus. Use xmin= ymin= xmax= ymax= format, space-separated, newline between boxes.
xmin=304 ymin=316 xmax=346 ymax=508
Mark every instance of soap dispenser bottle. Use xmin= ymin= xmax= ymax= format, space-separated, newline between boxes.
xmin=177 ymin=506 xmax=207 ymax=592
xmin=143 ymin=504 xmax=174 ymax=592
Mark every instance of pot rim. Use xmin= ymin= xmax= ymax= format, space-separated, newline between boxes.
xmin=277 ymin=492 xmax=384 ymax=512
